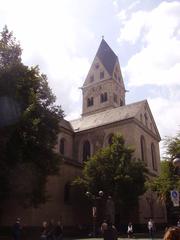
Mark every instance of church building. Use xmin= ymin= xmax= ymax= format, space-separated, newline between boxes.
xmin=1 ymin=39 xmax=167 ymax=228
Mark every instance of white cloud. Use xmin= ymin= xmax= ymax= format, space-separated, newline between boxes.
xmin=118 ymin=1 xmax=180 ymax=147
xmin=0 ymin=0 xmax=94 ymax=117
xmin=118 ymin=10 xmax=147 ymax=44
xmin=149 ymin=96 xmax=180 ymax=137
xmin=118 ymin=1 xmax=180 ymax=87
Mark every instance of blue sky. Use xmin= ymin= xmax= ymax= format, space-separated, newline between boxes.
xmin=0 ymin=0 xmax=180 ymax=154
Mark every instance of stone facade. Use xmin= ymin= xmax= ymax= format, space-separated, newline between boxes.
xmin=1 ymin=39 xmax=167 ymax=227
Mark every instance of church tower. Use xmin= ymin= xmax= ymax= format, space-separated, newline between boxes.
xmin=82 ymin=39 xmax=126 ymax=116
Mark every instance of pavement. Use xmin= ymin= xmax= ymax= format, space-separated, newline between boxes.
xmin=0 ymin=238 xmax=163 ymax=240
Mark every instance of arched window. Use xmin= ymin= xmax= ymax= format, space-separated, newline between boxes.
xmin=59 ymin=138 xmax=65 ymax=155
xmin=144 ymin=113 xmax=148 ymax=127
xmin=140 ymin=114 xmax=143 ymax=122
xmin=120 ymin=99 xmax=124 ymax=106
xmin=108 ymin=134 xmax=114 ymax=145
xmin=140 ymin=135 xmax=147 ymax=163
xmin=87 ymin=97 xmax=94 ymax=107
xmin=100 ymin=92 xmax=108 ymax=103
xmin=151 ymin=143 xmax=157 ymax=171
xmin=83 ymin=140 xmax=91 ymax=161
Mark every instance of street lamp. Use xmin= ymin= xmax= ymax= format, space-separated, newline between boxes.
xmin=85 ymin=190 xmax=104 ymax=237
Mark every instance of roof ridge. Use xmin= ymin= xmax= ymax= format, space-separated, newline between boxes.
xmin=69 ymin=100 xmax=147 ymax=123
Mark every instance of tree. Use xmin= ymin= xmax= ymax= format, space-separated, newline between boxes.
xmin=148 ymin=161 xmax=180 ymax=202
xmin=0 ymin=26 xmax=64 ymax=207
xmin=163 ymin=131 xmax=180 ymax=160
xmin=74 ymin=134 xmax=148 ymax=219
xmin=148 ymin=131 xmax=180 ymax=223
xmin=0 ymin=25 xmax=22 ymax=69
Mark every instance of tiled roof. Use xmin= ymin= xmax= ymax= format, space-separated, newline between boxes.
xmin=96 ymin=39 xmax=118 ymax=75
xmin=70 ymin=100 xmax=146 ymax=132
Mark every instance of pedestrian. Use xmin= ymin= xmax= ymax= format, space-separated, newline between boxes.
xmin=12 ymin=218 xmax=22 ymax=240
xmin=163 ymin=227 xmax=180 ymax=240
xmin=148 ymin=218 xmax=155 ymax=239
xmin=40 ymin=221 xmax=48 ymax=240
xmin=103 ymin=221 xmax=118 ymax=240
xmin=47 ymin=219 xmax=55 ymax=240
xmin=127 ymin=222 xmax=133 ymax=238
xmin=177 ymin=219 xmax=180 ymax=227
xmin=54 ymin=221 xmax=63 ymax=240
xmin=101 ymin=219 xmax=108 ymax=239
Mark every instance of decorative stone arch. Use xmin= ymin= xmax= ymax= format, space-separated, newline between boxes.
xmin=79 ymin=137 xmax=94 ymax=163
xmin=151 ymin=143 xmax=157 ymax=171
xmin=140 ymin=135 xmax=147 ymax=164
xmin=103 ymin=133 xmax=114 ymax=147
xmin=59 ymin=137 xmax=66 ymax=156
xmin=83 ymin=140 xmax=91 ymax=161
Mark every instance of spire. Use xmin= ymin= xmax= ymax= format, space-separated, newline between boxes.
xmin=96 ymin=39 xmax=118 ymax=76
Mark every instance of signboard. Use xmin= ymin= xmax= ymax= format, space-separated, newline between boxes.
xmin=170 ymin=190 xmax=179 ymax=207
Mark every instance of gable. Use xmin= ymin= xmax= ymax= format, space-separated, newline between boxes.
xmin=83 ymin=56 xmax=111 ymax=87
xmin=134 ymin=100 xmax=161 ymax=140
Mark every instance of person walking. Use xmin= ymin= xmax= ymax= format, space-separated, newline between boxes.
xmin=127 ymin=222 xmax=133 ymax=238
xmin=47 ymin=219 xmax=55 ymax=240
xmin=103 ymin=221 xmax=118 ymax=240
xmin=177 ymin=219 xmax=180 ymax=227
xmin=54 ymin=221 xmax=63 ymax=240
xmin=12 ymin=218 xmax=22 ymax=240
xmin=148 ymin=218 xmax=155 ymax=239
xmin=101 ymin=219 xmax=108 ymax=235
xmin=40 ymin=221 xmax=48 ymax=240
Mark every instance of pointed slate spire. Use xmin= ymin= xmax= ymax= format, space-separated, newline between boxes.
xmin=96 ymin=39 xmax=118 ymax=76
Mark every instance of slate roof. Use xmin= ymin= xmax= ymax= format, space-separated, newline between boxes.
xmin=96 ymin=39 xmax=118 ymax=76
xmin=70 ymin=100 xmax=146 ymax=132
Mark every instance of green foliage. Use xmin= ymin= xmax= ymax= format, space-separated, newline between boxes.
xmin=148 ymin=160 xmax=180 ymax=203
xmin=163 ymin=131 xmax=180 ymax=160
xmin=74 ymin=135 xmax=148 ymax=213
xmin=0 ymin=26 xmax=64 ymax=207
xmin=148 ymin=131 xmax=180 ymax=204
xmin=0 ymin=25 xmax=22 ymax=69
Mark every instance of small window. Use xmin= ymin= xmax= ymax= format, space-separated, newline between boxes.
xmin=104 ymin=92 xmax=107 ymax=101
xmin=90 ymin=75 xmax=94 ymax=82
xmin=114 ymin=72 xmax=117 ymax=79
xmin=100 ymin=71 xmax=104 ymax=79
xmin=144 ymin=113 xmax=148 ymax=126
xmin=140 ymin=135 xmax=147 ymax=163
xmin=87 ymin=97 xmax=94 ymax=107
xmin=151 ymin=143 xmax=157 ymax=171
xmin=83 ymin=140 xmax=91 ymax=161
xmin=108 ymin=134 xmax=114 ymax=145
xmin=140 ymin=114 xmax=143 ymax=122
xmin=120 ymin=99 xmax=124 ymax=106
xmin=95 ymin=63 xmax=99 ymax=69
xmin=59 ymin=138 xmax=65 ymax=155
xmin=113 ymin=93 xmax=117 ymax=103
xmin=100 ymin=92 xmax=108 ymax=103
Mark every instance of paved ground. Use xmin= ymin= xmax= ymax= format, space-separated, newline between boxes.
xmin=0 ymin=237 xmax=163 ymax=240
